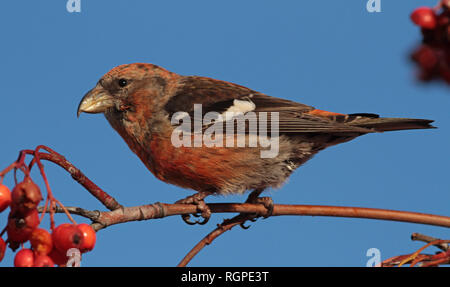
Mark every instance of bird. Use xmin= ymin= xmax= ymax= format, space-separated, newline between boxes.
xmin=77 ymin=63 xmax=435 ymax=224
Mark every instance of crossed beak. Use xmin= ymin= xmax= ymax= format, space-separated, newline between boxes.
xmin=77 ymin=85 xmax=115 ymax=117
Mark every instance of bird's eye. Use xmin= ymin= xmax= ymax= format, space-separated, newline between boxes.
xmin=118 ymin=79 xmax=128 ymax=87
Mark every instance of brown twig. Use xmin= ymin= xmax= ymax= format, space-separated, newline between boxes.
xmin=12 ymin=146 xmax=450 ymax=229
xmin=22 ymin=147 xmax=122 ymax=211
xmin=411 ymin=233 xmax=449 ymax=251
xmin=177 ymin=213 xmax=252 ymax=267
xmin=4 ymin=146 xmax=450 ymax=266
xmin=177 ymin=206 xmax=450 ymax=267
xmin=42 ymin=202 xmax=450 ymax=266
xmin=382 ymin=235 xmax=450 ymax=267
xmin=37 ymin=205 xmax=101 ymax=222
xmin=39 ymin=202 xmax=450 ymax=230
xmin=43 ymin=202 xmax=450 ymax=266
xmin=406 ymin=239 xmax=450 ymax=267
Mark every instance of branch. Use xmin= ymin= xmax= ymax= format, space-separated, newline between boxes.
xmin=6 ymin=146 xmax=450 ymax=266
xmin=19 ymin=146 xmax=450 ymax=229
xmin=40 ymin=202 xmax=450 ymax=266
xmin=382 ymin=236 xmax=450 ymax=267
xmin=411 ymin=232 xmax=449 ymax=251
xmin=14 ymin=147 xmax=122 ymax=211
xmin=39 ymin=202 xmax=450 ymax=230
xmin=177 ymin=213 xmax=251 ymax=267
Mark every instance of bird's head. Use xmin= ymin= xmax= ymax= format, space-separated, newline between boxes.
xmin=77 ymin=63 xmax=176 ymax=117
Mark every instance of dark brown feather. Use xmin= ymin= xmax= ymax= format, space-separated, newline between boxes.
xmin=165 ymin=76 xmax=374 ymax=134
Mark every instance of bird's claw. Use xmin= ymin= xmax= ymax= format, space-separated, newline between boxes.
xmin=256 ymin=197 xmax=274 ymax=219
xmin=246 ymin=194 xmax=274 ymax=219
xmin=239 ymin=215 xmax=258 ymax=229
xmin=176 ymin=192 xmax=211 ymax=225
xmin=181 ymin=213 xmax=209 ymax=225
xmin=240 ymin=222 xmax=251 ymax=229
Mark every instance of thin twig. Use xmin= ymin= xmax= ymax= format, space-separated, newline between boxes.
xmin=411 ymin=233 xmax=449 ymax=251
xmin=407 ymin=240 xmax=450 ymax=267
xmin=382 ymin=237 xmax=450 ymax=267
xmin=37 ymin=206 xmax=101 ymax=222
xmin=37 ymin=202 xmax=450 ymax=231
xmin=4 ymin=146 xmax=450 ymax=266
xmin=24 ymin=148 xmax=122 ymax=211
xmin=177 ymin=214 xmax=252 ymax=267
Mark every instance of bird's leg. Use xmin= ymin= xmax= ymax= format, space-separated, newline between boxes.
xmin=246 ymin=188 xmax=274 ymax=218
xmin=175 ymin=191 xmax=211 ymax=225
xmin=239 ymin=189 xmax=274 ymax=229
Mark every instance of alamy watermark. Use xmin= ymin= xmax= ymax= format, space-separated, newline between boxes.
xmin=170 ymin=104 xmax=280 ymax=158
xmin=66 ymin=0 xmax=81 ymax=13
xmin=66 ymin=1 xmax=382 ymax=15
xmin=366 ymin=248 xmax=381 ymax=267
xmin=366 ymin=0 xmax=381 ymax=13
xmin=66 ymin=248 xmax=82 ymax=267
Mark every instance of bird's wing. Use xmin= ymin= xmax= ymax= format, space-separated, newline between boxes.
xmin=165 ymin=76 xmax=374 ymax=134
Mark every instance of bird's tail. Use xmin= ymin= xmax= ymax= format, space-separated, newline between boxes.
xmin=346 ymin=113 xmax=436 ymax=132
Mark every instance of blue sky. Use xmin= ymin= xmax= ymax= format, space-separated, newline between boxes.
xmin=0 ymin=0 xmax=449 ymax=267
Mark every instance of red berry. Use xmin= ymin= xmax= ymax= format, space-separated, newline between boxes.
xmin=439 ymin=66 xmax=450 ymax=83
xmin=77 ymin=223 xmax=96 ymax=253
xmin=48 ymin=247 xmax=68 ymax=266
xmin=437 ymin=13 xmax=450 ymax=26
xmin=420 ymin=47 xmax=438 ymax=70
xmin=0 ymin=184 xmax=11 ymax=213
xmin=30 ymin=228 xmax=53 ymax=255
xmin=442 ymin=0 xmax=450 ymax=9
xmin=0 ymin=237 xmax=6 ymax=262
xmin=412 ymin=45 xmax=439 ymax=70
xmin=7 ymin=209 xmax=40 ymax=243
xmin=52 ymin=224 xmax=84 ymax=253
xmin=411 ymin=7 xmax=437 ymax=29
xmin=11 ymin=178 xmax=42 ymax=214
xmin=33 ymin=255 xmax=54 ymax=267
xmin=14 ymin=249 xmax=34 ymax=267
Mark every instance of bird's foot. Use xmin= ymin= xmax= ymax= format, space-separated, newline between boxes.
xmin=245 ymin=191 xmax=274 ymax=219
xmin=175 ymin=192 xmax=211 ymax=225
xmin=239 ymin=216 xmax=258 ymax=230
xmin=239 ymin=190 xmax=274 ymax=229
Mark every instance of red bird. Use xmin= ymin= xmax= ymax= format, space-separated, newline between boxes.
xmin=77 ymin=63 xmax=435 ymax=224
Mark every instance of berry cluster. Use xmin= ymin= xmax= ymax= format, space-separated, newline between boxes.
xmin=0 ymin=178 xmax=96 ymax=267
xmin=410 ymin=1 xmax=450 ymax=83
